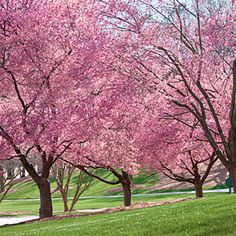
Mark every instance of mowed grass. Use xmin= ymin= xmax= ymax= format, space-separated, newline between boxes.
xmin=5 ymin=171 xmax=118 ymax=199
xmin=0 ymin=193 xmax=195 ymax=215
xmin=5 ymin=170 xmax=159 ymax=200
xmin=1 ymin=194 xmax=236 ymax=236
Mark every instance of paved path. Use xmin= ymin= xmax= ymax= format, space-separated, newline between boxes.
xmin=1 ymin=188 xmax=230 ymax=202
xmin=0 ymin=216 xmax=38 ymax=227
xmin=0 ymin=209 xmax=110 ymax=227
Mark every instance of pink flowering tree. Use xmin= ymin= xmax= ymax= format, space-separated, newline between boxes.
xmin=101 ymin=0 xmax=236 ymax=191
xmin=160 ymin=150 xmax=217 ymax=198
xmin=59 ymin=30 xmax=147 ymax=206
xmin=136 ymin=108 xmax=218 ymax=198
xmin=0 ymin=0 xmax=111 ymax=218
xmin=63 ymin=118 xmax=140 ymax=206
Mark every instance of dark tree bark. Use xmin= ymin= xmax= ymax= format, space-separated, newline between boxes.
xmin=62 ymin=158 xmax=133 ymax=207
xmin=0 ymin=164 xmax=4 ymax=192
xmin=227 ymin=60 xmax=236 ymax=192
xmin=38 ymin=178 xmax=53 ymax=218
xmin=19 ymin=153 xmax=53 ymax=219
xmin=122 ymin=182 xmax=131 ymax=206
xmin=121 ymin=171 xmax=132 ymax=206
xmin=229 ymin=167 xmax=236 ymax=193
xmin=60 ymin=190 xmax=69 ymax=212
xmin=162 ymin=151 xmax=218 ymax=199
xmin=194 ymin=179 xmax=203 ymax=198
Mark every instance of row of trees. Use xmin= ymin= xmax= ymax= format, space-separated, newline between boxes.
xmin=101 ymin=0 xmax=236 ymax=195
xmin=0 ymin=0 xmax=235 ymax=218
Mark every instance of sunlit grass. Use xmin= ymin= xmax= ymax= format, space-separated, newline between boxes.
xmin=0 ymin=193 xmax=196 ymax=215
xmin=1 ymin=194 xmax=235 ymax=236
xmin=5 ymin=170 xmax=159 ymax=200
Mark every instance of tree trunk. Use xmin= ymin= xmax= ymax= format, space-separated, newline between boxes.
xmin=69 ymin=195 xmax=80 ymax=212
xmin=0 ymin=164 xmax=4 ymax=192
xmin=69 ymin=198 xmax=76 ymax=212
xmin=38 ymin=178 xmax=53 ymax=218
xmin=194 ymin=181 xmax=203 ymax=198
xmin=228 ymin=127 xmax=236 ymax=193
xmin=121 ymin=171 xmax=132 ymax=206
xmin=229 ymin=59 xmax=236 ymax=193
xmin=229 ymin=169 xmax=236 ymax=193
xmin=69 ymin=187 xmax=83 ymax=211
xmin=19 ymin=154 xmax=54 ymax=219
xmin=122 ymin=182 xmax=131 ymax=206
xmin=60 ymin=190 xmax=69 ymax=212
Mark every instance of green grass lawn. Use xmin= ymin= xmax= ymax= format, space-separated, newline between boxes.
xmin=4 ymin=169 xmax=228 ymax=201
xmin=0 ymin=192 xmax=195 ymax=215
xmin=1 ymin=194 xmax=236 ymax=236
xmin=5 ymin=170 xmax=228 ymax=201
xmin=5 ymin=170 xmax=159 ymax=200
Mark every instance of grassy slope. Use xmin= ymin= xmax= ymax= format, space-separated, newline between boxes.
xmin=1 ymin=194 xmax=236 ymax=236
xmin=0 ymin=170 xmax=161 ymax=215
xmin=5 ymin=169 xmax=228 ymax=200
xmin=5 ymin=170 xmax=159 ymax=199
xmin=0 ymin=192 xmax=198 ymax=215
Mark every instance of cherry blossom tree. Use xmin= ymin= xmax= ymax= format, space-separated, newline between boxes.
xmin=59 ymin=34 xmax=147 ymax=207
xmin=0 ymin=0 xmax=111 ymax=218
xmin=101 ymin=0 xmax=236 ymax=191
xmin=160 ymin=151 xmax=218 ymax=198
xmin=63 ymin=124 xmax=140 ymax=207
xmin=136 ymin=109 xmax=218 ymax=198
